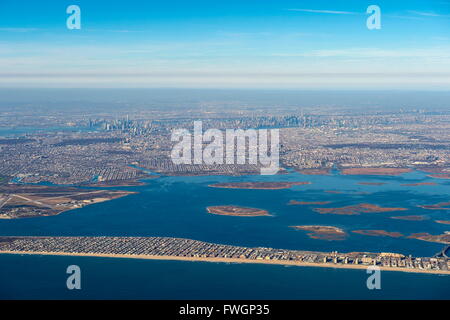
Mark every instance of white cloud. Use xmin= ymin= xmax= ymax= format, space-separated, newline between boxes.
xmin=272 ymin=47 xmax=450 ymax=59
xmin=408 ymin=10 xmax=450 ymax=17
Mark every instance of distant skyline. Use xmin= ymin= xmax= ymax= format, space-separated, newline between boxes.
xmin=0 ymin=0 xmax=449 ymax=89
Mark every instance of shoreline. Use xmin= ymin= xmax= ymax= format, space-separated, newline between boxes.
xmin=1 ymin=250 xmax=449 ymax=275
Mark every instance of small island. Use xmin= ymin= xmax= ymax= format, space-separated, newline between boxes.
xmin=401 ymin=182 xmax=437 ymax=187
xmin=314 ymin=203 xmax=407 ymax=215
xmin=418 ymin=202 xmax=450 ymax=210
xmin=207 ymin=206 xmax=271 ymax=217
xmin=390 ymin=215 xmax=428 ymax=221
xmin=408 ymin=232 xmax=450 ymax=244
xmin=421 ymin=167 xmax=450 ymax=179
xmin=290 ymin=225 xmax=347 ymax=241
xmin=352 ymin=230 xmax=404 ymax=238
xmin=435 ymin=220 xmax=450 ymax=225
xmin=208 ymin=182 xmax=310 ymax=190
xmin=297 ymin=169 xmax=330 ymax=175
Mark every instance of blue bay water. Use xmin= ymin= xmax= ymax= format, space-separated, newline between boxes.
xmin=0 ymin=170 xmax=449 ymax=299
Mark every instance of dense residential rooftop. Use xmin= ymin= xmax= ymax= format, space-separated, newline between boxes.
xmin=0 ymin=236 xmax=448 ymax=274
xmin=1 ymin=110 xmax=450 ymax=183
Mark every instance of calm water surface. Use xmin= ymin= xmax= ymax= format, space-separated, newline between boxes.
xmin=0 ymin=170 xmax=449 ymax=299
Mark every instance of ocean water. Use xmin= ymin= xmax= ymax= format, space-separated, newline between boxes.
xmin=0 ymin=254 xmax=449 ymax=300
xmin=0 ymin=170 xmax=449 ymax=299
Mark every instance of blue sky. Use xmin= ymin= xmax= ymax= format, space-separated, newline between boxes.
xmin=0 ymin=0 xmax=449 ymax=89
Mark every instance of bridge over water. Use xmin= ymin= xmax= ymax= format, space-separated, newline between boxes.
xmin=434 ymin=246 xmax=450 ymax=258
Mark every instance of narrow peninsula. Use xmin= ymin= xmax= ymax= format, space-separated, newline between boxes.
xmin=0 ymin=184 xmax=135 ymax=219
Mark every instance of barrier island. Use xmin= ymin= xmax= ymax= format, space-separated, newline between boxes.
xmin=0 ymin=236 xmax=449 ymax=275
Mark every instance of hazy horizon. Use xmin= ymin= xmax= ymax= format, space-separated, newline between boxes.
xmin=1 ymin=0 xmax=449 ymax=89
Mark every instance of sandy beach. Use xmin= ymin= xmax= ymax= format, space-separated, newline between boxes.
xmin=1 ymin=250 xmax=449 ymax=275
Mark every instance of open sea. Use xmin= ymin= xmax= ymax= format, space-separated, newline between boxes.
xmin=0 ymin=170 xmax=449 ymax=299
